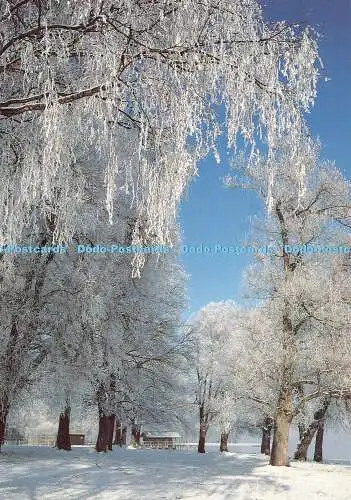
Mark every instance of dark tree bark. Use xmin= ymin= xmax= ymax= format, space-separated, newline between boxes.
xmin=294 ymin=421 xmax=317 ymax=461
xmin=56 ymin=405 xmax=71 ymax=451
xmin=107 ymin=414 xmax=115 ymax=451
xmin=0 ymin=419 xmax=5 ymax=448
xmin=294 ymin=399 xmax=330 ymax=461
xmin=314 ymin=413 xmax=326 ymax=463
xmin=197 ymin=399 xmax=209 ymax=454
xmin=113 ymin=419 xmax=122 ymax=446
xmin=198 ymin=422 xmax=207 ymax=454
xmin=96 ymin=383 xmax=109 ymax=453
xmin=313 ymin=421 xmax=324 ymax=462
xmin=121 ymin=427 xmax=127 ymax=446
xmin=0 ymin=406 xmax=9 ymax=449
xmin=1 ymin=323 xmax=18 ymax=450
xmin=108 ymin=373 xmax=116 ymax=449
xmin=219 ymin=431 xmax=229 ymax=452
xmin=95 ymin=381 xmax=114 ymax=452
xmin=261 ymin=417 xmax=274 ymax=455
xmin=96 ymin=415 xmax=109 ymax=452
xmin=270 ymin=390 xmax=293 ymax=466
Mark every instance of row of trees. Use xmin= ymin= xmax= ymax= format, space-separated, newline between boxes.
xmin=190 ymin=136 xmax=351 ymax=465
xmin=0 ymin=145 xmax=190 ymax=451
xmin=0 ymin=0 xmax=337 ymax=469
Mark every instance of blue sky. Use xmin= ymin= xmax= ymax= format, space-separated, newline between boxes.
xmin=179 ymin=0 xmax=351 ymax=316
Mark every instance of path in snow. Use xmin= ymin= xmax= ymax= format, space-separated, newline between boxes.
xmin=1 ymin=445 xmax=351 ymax=499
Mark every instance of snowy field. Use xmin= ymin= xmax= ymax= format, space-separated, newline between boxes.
xmin=1 ymin=443 xmax=351 ymax=499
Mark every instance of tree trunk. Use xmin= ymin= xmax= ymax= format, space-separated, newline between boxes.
xmin=313 ymin=417 xmax=325 ymax=463
xmin=294 ymin=399 xmax=329 ymax=462
xmin=270 ymin=391 xmax=292 ymax=466
xmin=121 ymin=426 xmax=127 ymax=446
xmin=95 ymin=382 xmax=112 ymax=452
xmin=96 ymin=415 xmax=109 ymax=452
xmin=219 ymin=431 xmax=229 ymax=452
xmin=313 ymin=401 xmax=329 ymax=464
xmin=56 ymin=406 xmax=71 ymax=451
xmin=298 ymin=423 xmax=306 ymax=441
xmin=198 ymin=423 xmax=207 ymax=453
xmin=107 ymin=414 xmax=115 ymax=451
xmin=294 ymin=421 xmax=318 ymax=461
xmin=0 ymin=406 xmax=8 ymax=449
xmin=131 ymin=422 xmax=141 ymax=447
xmin=296 ymin=384 xmax=306 ymax=441
xmin=113 ymin=419 xmax=122 ymax=446
xmin=261 ymin=417 xmax=274 ymax=455
xmin=269 ymin=207 xmax=296 ymax=467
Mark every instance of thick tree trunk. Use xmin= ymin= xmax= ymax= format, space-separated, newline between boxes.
xmin=113 ymin=419 xmax=122 ymax=446
xmin=261 ymin=417 xmax=274 ymax=455
xmin=294 ymin=399 xmax=329 ymax=462
xmin=314 ymin=413 xmax=326 ymax=463
xmin=198 ymin=423 xmax=207 ymax=453
xmin=219 ymin=431 xmax=229 ymax=452
xmin=96 ymin=415 xmax=109 ymax=452
xmin=313 ymin=401 xmax=330 ymax=462
xmin=107 ymin=414 xmax=115 ymax=451
xmin=95 ymin=382 xmax=113 ymax=452
xmin=294 ymin=421 xmax=318 ymax=461
xmin=56 ymin=406 xmax=71 ymax=451
xmin=270 ymin=206 xmax=296 ymax=467
xmin=270 ymin=391 xmax=292 ymax=466
xmin=0 ymin=419 xmax=5 ymax=448
xmin=0 ymin=407 xmax=9 ymax=449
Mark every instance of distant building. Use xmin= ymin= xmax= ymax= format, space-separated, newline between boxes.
xmin=69 ymin=434 xmax=85 ymax=445
xmin=141 ymin=431 xmax=182 ymax=450
xmin=35 ymin=433 xmax=85 ymax=446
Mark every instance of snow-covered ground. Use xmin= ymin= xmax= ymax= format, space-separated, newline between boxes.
xmin=1 ymin=443 xmax=351 ymax=499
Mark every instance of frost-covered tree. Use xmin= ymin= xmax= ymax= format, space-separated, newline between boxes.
xmin=0 ymin=139 xmax=189 ymax=451
xmin=235 ymin=251 xmax=351 ymax=464
xmin=0 ymin=249 xmax=57 ymax=447
xmin=292 ymin=252 xmax=351 ymax=462
xmin=0 ymin=0 xmax=320 ymax=275
xmin=229 ymin=307 xmax=279 ymax=454
xmin=188 ymin=301 xmax=278 ymax=454
xmin=70 ymin=242 xmax=188 ymax=452
xmin=184 ymin=140 xmax=350 ymax=464
xmin=227 ymin=135 xmax=351 ymax=466
xmin=190 ymin=301 xmax=239 ymax=453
